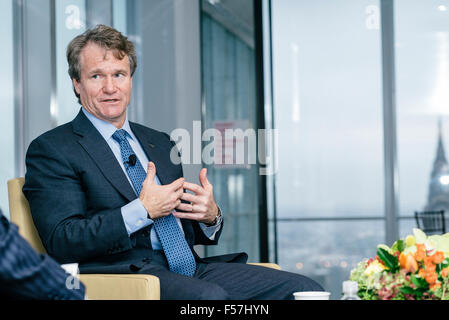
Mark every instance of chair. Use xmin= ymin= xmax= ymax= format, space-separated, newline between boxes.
xmin=8 ymin=178 xmax=160 ymax=300
xmin=8 ymin=177 xmax=280 ymax=299
xmin=414 ymin=210 xmax=446 ymax=235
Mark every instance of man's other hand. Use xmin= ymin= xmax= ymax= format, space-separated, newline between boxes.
xmin=173 ymin=168 xmax=219 ymax=225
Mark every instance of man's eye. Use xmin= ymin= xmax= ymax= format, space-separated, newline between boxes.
xmin=114 ymin=73 xmax=123 ymax=78
xmin=92 ymin=75 xmax=99 ymax=79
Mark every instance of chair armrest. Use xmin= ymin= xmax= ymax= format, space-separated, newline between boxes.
xmin=248 ymin=263 xmax=281 ymax=270
xmin=79 ymin=274 xmax=160 ymax=300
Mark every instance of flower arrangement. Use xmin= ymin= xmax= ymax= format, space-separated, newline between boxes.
xmin=349 ymin=228 xmax=449 ymax=300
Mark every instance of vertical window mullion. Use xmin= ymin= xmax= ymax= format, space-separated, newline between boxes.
xmin=380 ymin=0 xmax=399 ymax=245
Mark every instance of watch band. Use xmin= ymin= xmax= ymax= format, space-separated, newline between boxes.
xmin=204 ymin=206 xmax=222 ymax=226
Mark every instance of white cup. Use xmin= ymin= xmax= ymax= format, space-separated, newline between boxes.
xmin=293 ymin=291 xmax=331 ymax=300
xmin=61 ymin=263 xmax=79 ymax=277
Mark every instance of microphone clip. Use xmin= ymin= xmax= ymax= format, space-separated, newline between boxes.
xmin=126 ymin=154 xmax=137 ymax=167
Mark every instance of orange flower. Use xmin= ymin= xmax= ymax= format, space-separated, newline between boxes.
xmin=399 ymin=252 xmax=407 ymax=268
xmin=419 ymin=268 xmax=426 ymax=278
xmin=414 ymin=244 xmax=426 ymax=262
xmin=424 ymin=256 xmax=433 ymax=267
xmin=430 ymin=282 xmax=441 ymax=291
xmin=425 ymin=263 xmax=436 ymax=274
xmin=442 ymin=267 xmax=449 ymax=278
xmin=425 ymin=272 xmax=438 ymax=285
xmin=400 ymin=252 xmax=418 ymax=273
xmin=431 ymin=251 xmax=445 ymax=264
xmin=407 ymin=255 xmax=418 ymax=273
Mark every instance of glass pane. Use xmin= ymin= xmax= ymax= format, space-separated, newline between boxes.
xmin=277 ymin=220 xmax=384 ymax=300
xmin=0 ymin=0 xmax=14 ymax=218
xmin=270 ymin=0 xmax=385 ymax=298
xmin=271 ymin=0 xmax=384 ymax=219
xmin=55 ymin=0 xmax=86 ymax=126
xmin=395 ymin=0 xmax=449 ymax=235
xmin=201 ymin=2 xmax=260 ymax=260
xmin=113 ymin=0 xmax=127 ymax=35
xmin=399 ymin=218 xmax=416 ymax=239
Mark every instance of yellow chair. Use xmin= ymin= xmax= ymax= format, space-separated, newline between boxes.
xmin=7 ymin=177 xmax=160 ymax=300
xmin=7 ymin=177 xmax=280 ymax=299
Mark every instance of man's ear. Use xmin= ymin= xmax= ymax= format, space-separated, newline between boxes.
xmin=72 ymin=78 xmax=81 ymax=95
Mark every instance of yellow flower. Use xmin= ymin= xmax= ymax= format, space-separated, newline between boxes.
xmin=364 ymin=260 xmax=386 ymax=277
xmin=405 ymin=235 xmax=416 ymax=247
xmin=413 ymin=228 xmax=427 ymax=244
xmin=434 ymin=234 xmax=449 ymax=258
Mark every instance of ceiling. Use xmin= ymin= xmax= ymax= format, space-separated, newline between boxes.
xmin=202 ymin=0 xmax=255 ymax=47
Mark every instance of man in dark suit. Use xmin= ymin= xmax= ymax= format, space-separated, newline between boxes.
xmin=23 ymin=24 xmax=323 ymax=299
xmin=0 ymin=210 xmax=85 ymax=300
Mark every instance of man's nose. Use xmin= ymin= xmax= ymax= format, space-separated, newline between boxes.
xmin=103 ymin=76 xmax=117 ymax=94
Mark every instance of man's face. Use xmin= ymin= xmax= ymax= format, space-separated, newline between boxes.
xmin=73 ymin=42 xmax=132 ymax=128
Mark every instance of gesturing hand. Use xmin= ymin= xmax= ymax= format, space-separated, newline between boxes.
xmin=139 ymin=161 xmax=184 ymax=220
xmin=173 ymin=168 xmax=219 ymax=225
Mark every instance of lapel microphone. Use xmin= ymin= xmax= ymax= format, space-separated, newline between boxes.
xmin=128 ymin=154 xmax=137 ymax=166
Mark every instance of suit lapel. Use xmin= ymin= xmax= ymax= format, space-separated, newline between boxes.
xmin=130 ymin=123 xmax=174 ymax=185
xmin=72 ymin=110 xmax=137 ymax=202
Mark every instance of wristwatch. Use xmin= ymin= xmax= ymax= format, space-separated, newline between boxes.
xmin=204 ymin=205 xmax=222 ymax=226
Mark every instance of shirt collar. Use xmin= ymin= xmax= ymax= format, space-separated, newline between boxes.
xmin=82 ymin=107 xmax=134 ymax=141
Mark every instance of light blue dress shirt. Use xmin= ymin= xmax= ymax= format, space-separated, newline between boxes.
xmin=82 ymin=108 xmax=221 ymax=250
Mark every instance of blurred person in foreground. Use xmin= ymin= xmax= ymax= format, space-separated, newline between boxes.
xmin=0 ymin=210 xmax=85 ymax=300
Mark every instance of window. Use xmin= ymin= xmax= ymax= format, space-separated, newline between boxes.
xmin=55 ymin=0 xmax=87 ymax=126
xmin=201 ymin=1 xmax=261 ymax=260
xmin=270 ymin=0 xmax=384 ymax=298
xmin=395 ymin=0 xmax=449 ymax=237
xmin=1 ymin=0 xmax=14 ymax=218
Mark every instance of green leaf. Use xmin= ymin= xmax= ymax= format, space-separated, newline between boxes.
xmin=410 ymin=275 xmax=428 ymax=289
xmin=400 ymin=286 xmax=426 ymax=299
xmin=437 ymin=261 xmax=449 ymax=273
xmin=392 ymin=240 xmax=405 ymax=253
xmin=400 ymin=287 xmax=416 ymax=295
xmin=377 ymin=247 xmax=399 ymax=272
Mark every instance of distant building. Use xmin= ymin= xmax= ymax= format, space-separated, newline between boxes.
xmin=424 ymin=119 xmax=449 ymax=212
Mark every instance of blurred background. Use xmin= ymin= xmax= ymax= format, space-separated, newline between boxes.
xmin=2 ymin=0 xmax=449 ymax=299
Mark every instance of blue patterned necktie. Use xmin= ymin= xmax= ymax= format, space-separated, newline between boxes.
xmin=112 ymin=129 xmax=196 ymax=277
